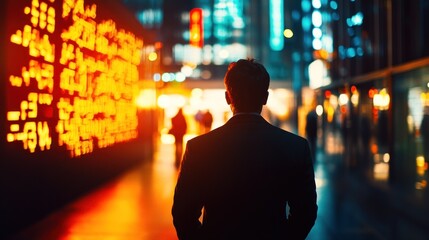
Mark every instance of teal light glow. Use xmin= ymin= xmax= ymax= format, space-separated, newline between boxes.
xmin=269 ymin=0 xmax=284 ymax=51
xmin=302 ymin=0 xmax=311 ymax=12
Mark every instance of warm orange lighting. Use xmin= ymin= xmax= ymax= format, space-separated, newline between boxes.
xmin=155 ymin=41 xmax=163 ymax=49
xmin=313 ymin=49 xmax=329 ymax=60
xmin=373 ymin=88 xmax=390 ymax=110
xmin=371 ymin=143 xmax=378 ymax=154
xmin=148 ymin=52 xmax=158 ymax=62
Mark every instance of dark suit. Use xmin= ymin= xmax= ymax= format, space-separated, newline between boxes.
xmin=172 ymin=114 xmax=317 ymax=240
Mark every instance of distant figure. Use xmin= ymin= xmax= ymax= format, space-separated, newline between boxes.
xmin=305 ymin=109 xmax=318 ymax=163
xmin=201 ymin=110 xmax=213 ymax=133
xmin=170 ymin=108 xmax=187 ymax=168
xmin=172 ymin=59 xmax=317 ymax=239
xmin=194 ymin=110 xmax=204 ymax=134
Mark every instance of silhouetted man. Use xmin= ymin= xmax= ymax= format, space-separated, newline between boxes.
xmin=172 ymin=59 xmax=317 ymax=239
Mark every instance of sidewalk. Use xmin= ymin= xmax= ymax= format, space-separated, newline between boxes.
xmin=311 ymin=149 xmax=429 ymax=240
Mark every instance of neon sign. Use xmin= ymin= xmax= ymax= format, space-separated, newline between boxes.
xmin=6 ymin=0 xmax=144 ymax=157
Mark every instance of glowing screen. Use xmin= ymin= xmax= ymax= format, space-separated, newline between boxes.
xmin=5 ymin=0 xmax=144 ymax=157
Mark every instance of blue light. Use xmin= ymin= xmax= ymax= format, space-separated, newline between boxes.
xmin=292 ymin=10 xmax=300 ymax=21
xmin=302 ymin=16 xmax=312 ymax=31
xmin=352 ymin=36 xmax=361 ymax=46
xmin=347 ymin=48 xmax=356 ymax=58
xmin=352 ymin=12 xmax=364 ymax=26
xmin=357 ymin=47 xmax=364 ymax=56
xmin=330 ymin=1 xmax=338 ymax=10
xmin=346 ymin=18 xmax=353 ymax=27
xmin=292 ymin=52 xmax=301 ymax=62
xmin=347 ymin=12 xmax=364 ymax=27
xmin=269 ymin=0 xmax=284 ymax=51
xmin=338 ymin=45 xmax=346 ymax=59
xmin=302 ymin=0 xmax=311 ymax=12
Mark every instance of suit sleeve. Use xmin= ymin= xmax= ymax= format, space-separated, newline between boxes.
xmin=172 ymin=141 xmax=204 ymax=240
xmin=287 ymin=139 xmax=318 ymax=239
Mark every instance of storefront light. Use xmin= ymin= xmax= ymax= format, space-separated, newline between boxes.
xmin=316 ymin=105 xmax=323 ymax=116
xmin=416 ymin=155 xmax=426 ymax=178
xmin=338 ymin=93 xmax=349 ymax=106
xmin=135 ymin=89 xmax=156 ymax=109
xmin=417 ymin=155 xmax=425 ymax=168
xmin=383 ymin=153 xmax=390 ymax=163
xmin=373 ymin=88 xmax=390 ymax=110
xmin=351 ymin=92 xmax=359 ymax=106
xmin=329 ymin=95 xmax=338 ymax=109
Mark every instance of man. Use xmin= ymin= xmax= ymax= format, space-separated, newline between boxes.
xmin=305 ymin=108 xmax=318 ymax=163
xmin=170 ymin=107 xmax=188 ymax=168
xmin=172 ymin=59 xmax=317 ymax=239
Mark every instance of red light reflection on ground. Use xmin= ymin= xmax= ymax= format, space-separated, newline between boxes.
xmin=12 ymin=142 xmax=179 ymax=240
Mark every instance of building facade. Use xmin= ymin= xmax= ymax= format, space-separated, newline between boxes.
xmin=314 ymin=0 xmax=429 ymax=189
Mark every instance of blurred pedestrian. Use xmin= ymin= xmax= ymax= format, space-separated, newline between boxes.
xmin=172 ymin=59 xmax=317 ymax=239
xmin=194 ymin=110 xmax=204 ymax=134
xmin=305 ymin=108 xmax=318 ymax=163
xmin=201 ymin=110 xmax=213 ymax=133
xmin=170 ymin=108 xmax=187 ymax=168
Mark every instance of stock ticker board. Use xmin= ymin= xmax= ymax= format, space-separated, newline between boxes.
xmin=5 ymin=0 xmax=144 ymax=158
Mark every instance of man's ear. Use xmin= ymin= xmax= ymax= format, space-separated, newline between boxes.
xmin=225 ymin=91 xmax=231 ymax=105
xmin=262 ymin=91 xmax=269 ymax=105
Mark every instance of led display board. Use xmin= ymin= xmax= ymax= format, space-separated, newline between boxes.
xmin=5 ymin=0 xmax=144 ymax=158
xmin=1 ymin=1 xmax=149 ymax=237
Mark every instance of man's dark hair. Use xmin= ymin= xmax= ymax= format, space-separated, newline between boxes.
xmin=224 ymin=59 xmax=270 ymax=112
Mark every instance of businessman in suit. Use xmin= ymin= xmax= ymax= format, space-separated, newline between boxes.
xmin=172 ymin=59 xmax=317 ymax=239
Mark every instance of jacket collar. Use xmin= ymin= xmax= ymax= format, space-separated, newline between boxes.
xmin=226 ymin=113 xmax=266 ymax=125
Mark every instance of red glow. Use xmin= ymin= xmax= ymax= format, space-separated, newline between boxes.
xmin=368 ymin=88 xmax=378 ymax=98
xmin=324 ymin=90 xmax=331 ymax=99
xmin=155 ymin=41 xmax=163 ymax=49
xmin=189 ymin=8 xmax=203 ymax=48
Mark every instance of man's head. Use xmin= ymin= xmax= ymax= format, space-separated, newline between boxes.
xmin=224 ymin=59 xmax=270 ymax=113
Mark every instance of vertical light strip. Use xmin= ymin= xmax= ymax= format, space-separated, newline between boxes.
xmin=269 ymin=0 xmax=284 ymax=51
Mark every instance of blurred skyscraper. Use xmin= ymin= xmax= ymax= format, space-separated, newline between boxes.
xmin=122 ymin=0 xmax=310 ymax=86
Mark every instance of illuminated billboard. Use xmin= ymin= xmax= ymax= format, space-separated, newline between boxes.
xmin=189 ymin=8 xmax=203 ymax=48
xmin=5 ymin=0 xmax=144 ymax=157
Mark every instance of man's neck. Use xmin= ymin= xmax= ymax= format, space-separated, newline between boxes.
xmin=233 ymin=111 xmax=261 ymax=116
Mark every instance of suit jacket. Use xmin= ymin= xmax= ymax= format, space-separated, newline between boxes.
xmin=172 ymin=114 xmax=317 ymax=240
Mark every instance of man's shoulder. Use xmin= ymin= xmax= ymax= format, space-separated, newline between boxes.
xmin=271 ymin=125 xmax=308 ymax=144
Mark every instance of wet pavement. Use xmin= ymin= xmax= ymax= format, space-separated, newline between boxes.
xmin=7 ymin=139 xmax=429 ymax=240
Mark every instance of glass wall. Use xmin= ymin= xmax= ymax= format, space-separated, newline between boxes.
xmin=392 ymin=0 xmax=429 ymax=64
xmin=393 ymin=66 xmax=429 ymax=189
xmin=330 ymin=0 xmax=388 ymax=80
xmin=318 ymin=78 xmax=392 ymax=181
